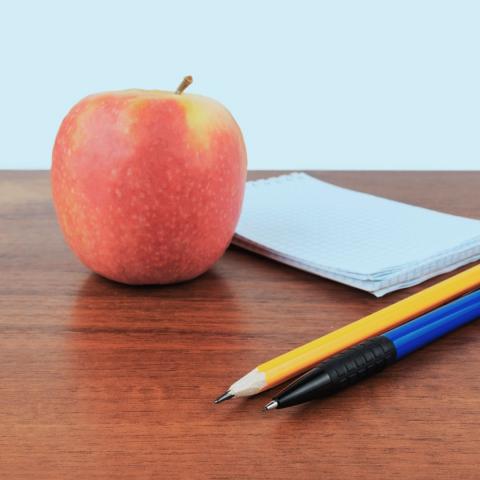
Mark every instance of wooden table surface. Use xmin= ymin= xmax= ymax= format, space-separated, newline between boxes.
xmin=1 ymin=171 xmax=479 ymax=479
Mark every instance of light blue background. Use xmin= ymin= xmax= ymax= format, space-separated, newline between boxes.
xmin=1 ymin=0 xmax=479 ymax=170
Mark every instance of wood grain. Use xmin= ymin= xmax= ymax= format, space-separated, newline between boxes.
xmin=0 ymin=171 xmax=479 ymax=479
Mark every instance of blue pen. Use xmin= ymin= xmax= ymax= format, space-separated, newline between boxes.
xmin=265 ymin=289 xmax=480 ymax=410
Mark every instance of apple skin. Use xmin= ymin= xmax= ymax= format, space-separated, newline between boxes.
xmin=51 ymin=89 xmax=247 ymax=284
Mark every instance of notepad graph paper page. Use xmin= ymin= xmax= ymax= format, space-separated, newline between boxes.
xmin=233 ymin=173 xmax=480 ymax=296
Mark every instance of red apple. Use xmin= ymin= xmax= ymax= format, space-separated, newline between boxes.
xmin=52 ymin=77 xmax=247 ymax=284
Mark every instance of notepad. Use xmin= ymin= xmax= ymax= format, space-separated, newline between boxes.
xmin=233 ymin=173 xmax=480 ymax=296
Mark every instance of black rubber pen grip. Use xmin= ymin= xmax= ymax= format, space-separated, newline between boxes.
xmin=325 ymin=335 xmax=397 ymax=390
xmin=275 ymin=336 xmax=397 ymax=408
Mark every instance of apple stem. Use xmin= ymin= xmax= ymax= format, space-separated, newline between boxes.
xmin=175 ymin=76 xmax=193 ymax=95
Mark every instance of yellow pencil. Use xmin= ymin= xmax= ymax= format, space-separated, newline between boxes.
xmin=214 ymin=264 xmax=480 ymax=403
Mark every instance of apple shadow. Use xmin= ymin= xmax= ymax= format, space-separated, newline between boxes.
xmin=63 ymin=267 xmax=251 ymax=425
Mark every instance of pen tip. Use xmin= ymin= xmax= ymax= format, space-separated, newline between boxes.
xmin=214 ymin=391 xmax=234 ymax=404
xmin=264 ymin=400 xmax=279 ymax=412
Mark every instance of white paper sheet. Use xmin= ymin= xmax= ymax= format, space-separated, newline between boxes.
xmin=233 ymin=173 xmax=480 ymax=296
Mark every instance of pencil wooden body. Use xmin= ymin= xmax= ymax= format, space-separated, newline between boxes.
xmin=227 ymin=264 xmax=480 ymax=396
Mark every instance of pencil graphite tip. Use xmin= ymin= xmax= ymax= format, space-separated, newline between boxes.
xmin=264 ymin=400 xmax=278 ymax=412
xmin=214 ymin=391 xmax=234 ymax=404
